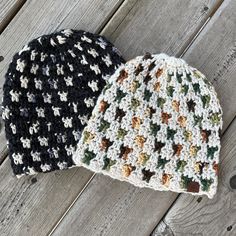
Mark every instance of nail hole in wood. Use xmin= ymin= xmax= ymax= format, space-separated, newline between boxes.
xmin=230 ymin=175 xmax=236 ymax=189
xmin=204 ymin=6 xmax=209 ymax=11
xmin=197 ymin=197 xmax=202 ymax=203
xmin=227 ymin=225 xmax=232 ymax=231
xmin=31 ymin=177 xmax=37 ymax=184
xmin=0 ymin=56 xmax=4 ymax=62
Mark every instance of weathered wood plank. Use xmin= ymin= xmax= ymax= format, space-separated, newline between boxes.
xmin=0 ymin=159 xmax=93 ymax=236
xmin=52 ymin=174 xmax=177 ymax=236
xmin=0 ymin=0 xmax=25 ymax=32
xmin=0 ymin=0 xmax=124 ymax=235
xmin=52 ymin=1 xmax=231 ymax=236
xmin=54 ymin=131 xmax=235 ymax=233
xmin=152 ymin=0 xmax=236 ymax=235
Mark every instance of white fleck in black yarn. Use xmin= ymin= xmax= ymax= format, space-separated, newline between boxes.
xmin=2 ymin=29 xmax=125 ymax=177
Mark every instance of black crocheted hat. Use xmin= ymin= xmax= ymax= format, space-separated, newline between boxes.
xmin=2 ymin=29 xmax=124 ymax=177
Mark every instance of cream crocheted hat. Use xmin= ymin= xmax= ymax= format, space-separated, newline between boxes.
xmin=72 ymin=53 xmax=223 ymax=198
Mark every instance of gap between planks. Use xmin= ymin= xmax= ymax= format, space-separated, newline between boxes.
xmin=0 ymin=0 xmax=26 ymax=34
xmin=96 ymin=0 xmax=126 ymax=34
xmin=100 ymin=0 xmax=137 ymax=37
xmin=48 ymin=173 xmax=96 ymax=236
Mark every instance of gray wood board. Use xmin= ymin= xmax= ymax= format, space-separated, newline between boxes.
xmin=53 ymin=174 xmax=177 ymax=236
xmin=0 ymin=159 xmax=93 ymax=236
xmin=0 ymin=0 xmax=124 ymax=235
xmin=51 ymin=1 xmax=230 ymax=236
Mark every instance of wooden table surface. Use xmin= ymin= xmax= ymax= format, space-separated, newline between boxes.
xmin=0 ymin=0 xmax=235 ymax=235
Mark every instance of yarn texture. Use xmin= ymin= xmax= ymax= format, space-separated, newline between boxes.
xmin=2 ymin=29 xmax=124 ymax=177
xmin=73 ymin=53 xmax=223 ymax=198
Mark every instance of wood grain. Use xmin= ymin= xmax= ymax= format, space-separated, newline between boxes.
xmin=0 ymin=0 xmax=25 ymax=32
xmin=0 ymin=0 xmax=124 ymax=235
xmin=51 ymin=1 xmax=232 ymax=236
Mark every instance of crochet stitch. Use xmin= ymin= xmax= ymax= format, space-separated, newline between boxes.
xmin=2 ymin=29 xmax=124 ymax=177
xmin=73 ymin=53 xmax=223 ymax=198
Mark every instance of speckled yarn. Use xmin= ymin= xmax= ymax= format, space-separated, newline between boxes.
xmin=2 ymin=29 xmax=124 ymax=177
xmin=73 ymin=53 xmax=223 ymax=198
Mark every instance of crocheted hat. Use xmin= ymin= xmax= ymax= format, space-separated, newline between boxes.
xmin=2 ymin=29 xmax=124 ymax=177
xmin=73 ymin=53 xmax=223 ymax=198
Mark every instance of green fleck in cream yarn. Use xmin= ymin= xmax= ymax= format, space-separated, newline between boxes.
xmin=73 ymin=53 xmax=223 ymax=198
